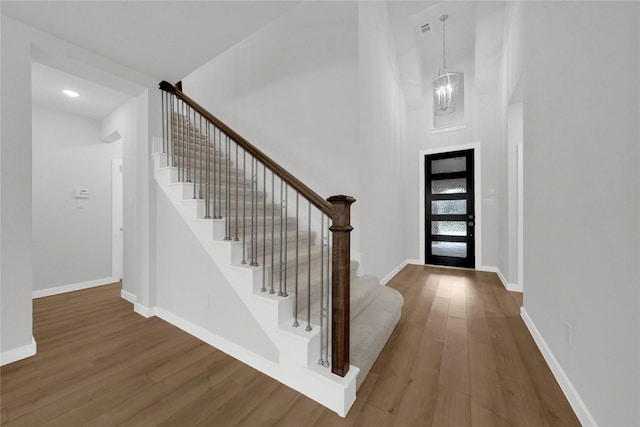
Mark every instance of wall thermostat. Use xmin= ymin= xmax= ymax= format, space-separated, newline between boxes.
xmin=74 ymin=188 xmax=90 ymax=199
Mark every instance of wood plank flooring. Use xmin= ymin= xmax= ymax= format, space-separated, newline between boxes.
xmin=0 ymin=266 xmax=580 ymax=426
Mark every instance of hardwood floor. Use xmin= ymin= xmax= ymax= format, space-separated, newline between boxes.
xmin=0 ymin=266 xmax=580 ymax=426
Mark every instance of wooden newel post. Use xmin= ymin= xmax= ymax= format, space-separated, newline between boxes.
xmin=328 ymin=194 xmax=356 ymax=377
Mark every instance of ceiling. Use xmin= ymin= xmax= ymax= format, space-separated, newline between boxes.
xmin=5 ymin=1 xmax=505 ymax=118
xmin=31 ymin=61 xmax=131 ymax=121
xmin=1 ymin=1 xmax=302 ymax=83
xmin=4 ymin=1 xmax=301 ymax=121
xmin=386 ymin=1 xmax=505 ymax=109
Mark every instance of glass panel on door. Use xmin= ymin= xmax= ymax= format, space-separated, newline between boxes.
xmin=431 ymin=156 xmax=466 ymax=174
xmin=431 ymin=178 xmax=466 ymax=194
xmin=431 ymin=200 xmax=466 ymax=215
xmin=432 ymin=242 xmax=467 ymax=258
xmin=431 ymin=221 xmax=467 ymax=236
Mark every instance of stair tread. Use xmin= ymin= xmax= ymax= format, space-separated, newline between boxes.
xmin=350 ymin=285 xmax=403 ymax=389
xmin=250 ymin=244 xmax=323 ymax=267
xmin=350 ymin=275 xmax=381 ymax=320
xmin=293 ymin=274 xmax=380 ymax=324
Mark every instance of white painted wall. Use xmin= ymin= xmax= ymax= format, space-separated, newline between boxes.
xmin=1 ymin=15 xmax=34 ymax=358
xmin=181 ymin=2 xmax=411 ymax=280
xmin=522 ymin=2 xmax=640 ymax=425
xmin=495 ymin=1 xmax=525 ymax=288
xmin=155 ymin=190 xmax=278 ymax=361
xmin=182 ymin=1 xmax=362 ymax=261
xmin=357 ymin=2 xmax=407 ymax=278
xmin=32 ymin=105 xmax=122 ymax=292
xmin=0 ymin=15 xmax=156 ymax=361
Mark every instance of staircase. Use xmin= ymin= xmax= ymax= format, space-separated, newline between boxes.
xmin=153 ymin=82 xmax=403 ymax=416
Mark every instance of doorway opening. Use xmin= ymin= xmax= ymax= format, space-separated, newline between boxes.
xmin=424 ymin=149 xmax=476 ymax=268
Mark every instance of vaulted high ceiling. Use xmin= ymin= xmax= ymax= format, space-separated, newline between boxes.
xmin=3 ymin=1 xmax=505 ymax=119
xmin=2 ymin=1 xmax=301 ymax=82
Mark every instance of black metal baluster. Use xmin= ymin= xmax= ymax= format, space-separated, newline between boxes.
xmin=234 ymin=143 xmax=239 ymax=241
xmin=224 ymin=136 xmax=231 ymax=240
xmin=324 ymin=218 xmax=330 ymax=367
xmin=241 ymin=149 xmax=247 ymax=264
xmin=293 ymin=193 xmax=299 ymax=328
xmin=252 ymin=158 xmax=260 ymax=268
xmin=262 ymin=164 xmax=266 ymax=273
xmin=278 ymin=179 xmax=284 ymax=297
xmin=318 ymin=213 xmax=325 ymax=365
xmin=205 ymin=121 xmax=211 ymax=219
xmin=269 ymin=171 xmax=275 ymax=294
xmin=306 ymin=201 xmax=312 ymax=332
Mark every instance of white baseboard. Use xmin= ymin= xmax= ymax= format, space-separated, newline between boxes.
xmin=505 ymin=282 xmax=523 ymax=292
xmin=380 ymin=259 xmax=424 ymax=285
xmin=152 ymin=306 xmax=358 ymax=417
xmin=120 ymin=289 xmax=137 ymax=304
xmin=154 ymin=307 xmax=273 ymax=368
xmin=380 ymin=260 xmax=407 ymax=285
xmin=1 ymin=336 xmax=37 ymax=366
xmin=398 ymin=260 xmax=522 ymax=293
xmin=134 ymin=302 xmax=157 ymax=318
xmin=122 ymin=289 xmax=155 ymax=319
xmin=520 ymin=307 xmax=597 ymax=426
xmin=32 ymin=277 xmax=119 ymax=299
xmin=380 ymin=260 xmax=525 ymax=293
xmin=477 ymin=265 xmax=522 ymax=292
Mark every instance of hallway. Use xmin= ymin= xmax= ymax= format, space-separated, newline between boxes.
xmin=0 ymin=266 xmax=578 ymax=426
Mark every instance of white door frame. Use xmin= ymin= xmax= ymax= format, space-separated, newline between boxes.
xmin=419 ymin=142 xmax=482 ymax=268
xmin=111 ymin=158 xmax=123 ymax=281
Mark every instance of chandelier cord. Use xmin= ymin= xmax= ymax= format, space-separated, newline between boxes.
xmin=442 ymin=16 xmax=447 ymax=70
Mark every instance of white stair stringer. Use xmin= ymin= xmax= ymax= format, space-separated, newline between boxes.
xmin=153 ymin=151 xmax=358 ymax=416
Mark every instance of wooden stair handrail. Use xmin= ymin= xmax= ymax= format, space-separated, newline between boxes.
xmin=159 ymin=80 xmax=333 ymax=217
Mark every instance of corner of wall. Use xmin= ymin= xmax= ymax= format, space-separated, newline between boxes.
xmin=120 ymin=289 xmax=137 ymax=304
xmin=380 ymin=259 xmax=421 ymax=285
xmin=134 ymin=302 xmax=157 ymax=319
xmin=478 ymin=265 xmax=522 ymax=292
xmin=380 ymin=260 xmax=410 ymax=285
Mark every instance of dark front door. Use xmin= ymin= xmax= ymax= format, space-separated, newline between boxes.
xmin=425 ymin=149 xmax=475 ymax=268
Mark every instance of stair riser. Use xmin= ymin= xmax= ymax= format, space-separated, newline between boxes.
xmin=171 ymin=153 xmax=234 ymax=169
xmin=213 ymin=225 xmax=300 ymax=241
xmin=245 ymin=235 xmax=315 ymax=259
xmin=157 ymin=156 xmax=244 ymax=178
xmin=260 ymin=252 xmax=325 ymax=280
xmin=186 ymin=198 xmax=275 ymax=212
xmin=175 ymin=178 xmax=255 ymax=193
xmin=285 ymin=258 xmax=325 ymax=286
xmin=174 ymin=183 xmax=265 ymax=201
xmin=249 ymin=246 xmax=322 ymax=269
xmin=212 ymin=220 xmax=304 ymax=241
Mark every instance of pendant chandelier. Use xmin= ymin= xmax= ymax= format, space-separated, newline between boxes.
xmin=432 ymin=14 xmax=460 ymax=115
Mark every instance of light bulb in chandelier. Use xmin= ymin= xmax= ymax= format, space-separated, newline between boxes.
xmin=432 ymin=14 xmax=460 ymax=115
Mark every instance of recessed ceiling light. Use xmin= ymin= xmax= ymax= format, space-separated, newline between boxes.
xmin=62 ymin=89 xmax=79 ymax=98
